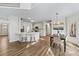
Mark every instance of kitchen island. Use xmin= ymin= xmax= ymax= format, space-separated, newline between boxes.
xmin=16 ymin=32 xmax=40 ymax=42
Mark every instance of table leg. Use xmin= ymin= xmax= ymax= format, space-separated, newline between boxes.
xmin=64 ymin=39 xmax=66 ymax=52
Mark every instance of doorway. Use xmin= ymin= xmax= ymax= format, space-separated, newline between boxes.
xmin=0 ymin=23 xmax=9 ymax=49
xmin=45 ymin=23 xmax=51 ymax=36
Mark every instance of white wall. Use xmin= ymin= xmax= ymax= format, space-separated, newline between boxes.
xmin=22 ymin=22 xmax=32 ymax=32
xmin=67 ymin=12 xmax=79 ymax=37
xmin=42 ymin=22 xmax=46 ymax=36
xmin=0 ymin=18 xmax=9 ymax=23
xmin=8 ymin=16 xmax=19 ymax=42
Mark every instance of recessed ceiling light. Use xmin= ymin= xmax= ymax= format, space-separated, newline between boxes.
xmin=28 ymin=17 xmax=31 ymax=19
xmin=30 ymin=20 xmax=34 ymax=22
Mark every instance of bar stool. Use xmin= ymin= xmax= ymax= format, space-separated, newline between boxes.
xmin=21 ymin=33 xmax=27 ymax=42
xmin=31 ymin=33 xmax=36 ymax=42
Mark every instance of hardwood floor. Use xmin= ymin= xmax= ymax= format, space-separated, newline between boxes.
xmin=65 ymin=41 xmax=79 ymax=56
xmin=0 ymin=36 xmax=53 ymax=56
xmin=0 ymin=36 xmax=79 ymax=56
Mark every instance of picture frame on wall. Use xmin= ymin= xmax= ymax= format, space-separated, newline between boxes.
xmin=70 ymin=23 xmax=76 ymax=37
xmin=53 ymin=22 xmax=64 ymax=30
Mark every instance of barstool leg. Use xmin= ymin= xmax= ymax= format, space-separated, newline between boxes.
xmin=30 ymin=37 xmax=32 ymax=43
xmin=25 ymin=37 xmax=27 ymax=42
xmin=34 ymin=37 xmax=36 ymax=42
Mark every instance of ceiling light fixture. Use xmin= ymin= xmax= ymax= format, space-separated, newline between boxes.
xmin=30 ymin=20 xmax=34 ymax=22
xmin=28 ymin=17 xmax=31 ymax=19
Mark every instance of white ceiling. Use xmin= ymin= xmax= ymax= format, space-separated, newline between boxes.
xmin=0 ymin=3 xmax=79 ymax=22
